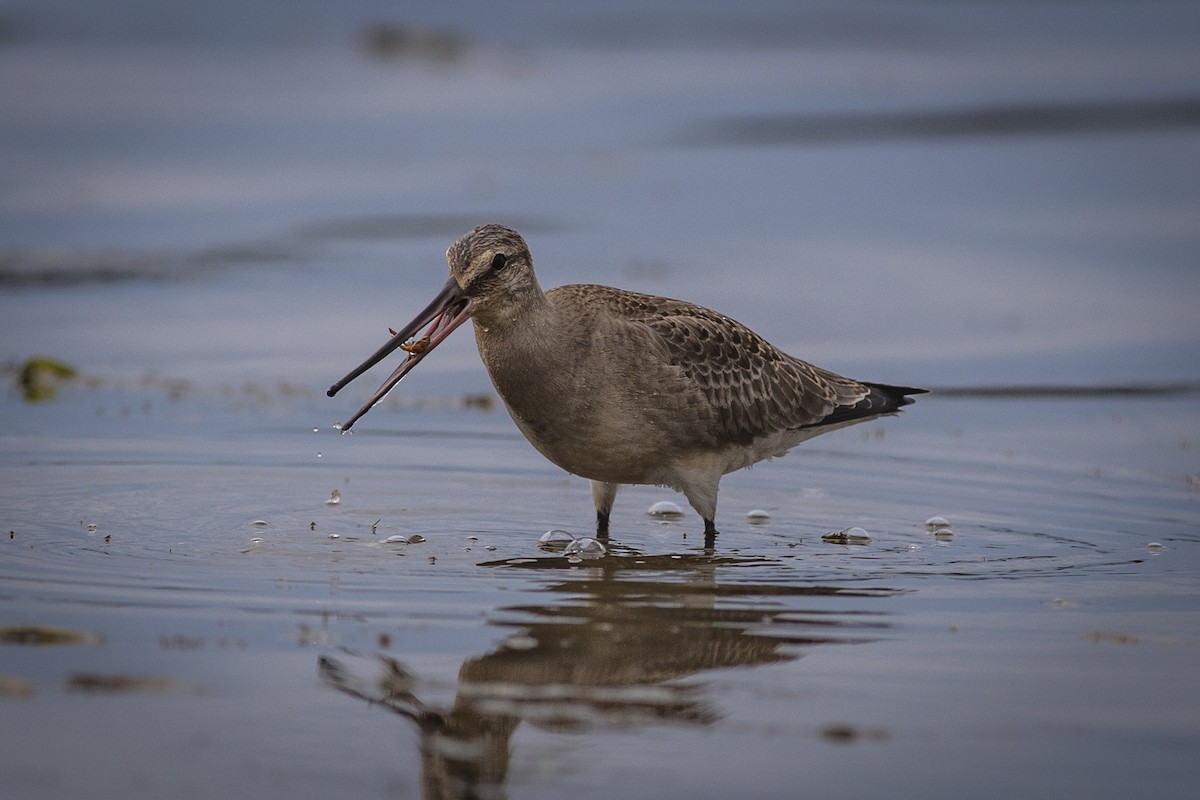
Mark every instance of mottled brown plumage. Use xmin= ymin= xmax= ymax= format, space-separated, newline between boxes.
xmin=329 ymin=224 xmax=926 ymax=540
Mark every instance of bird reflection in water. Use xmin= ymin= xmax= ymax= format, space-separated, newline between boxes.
xmin=320 ymin=552 xmax=897 ymax=799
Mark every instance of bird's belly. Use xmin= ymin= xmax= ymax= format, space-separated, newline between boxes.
xmin=509 ymin=410 xmax=665 ymax=484
xmin=516 ymin=407 xmax=822 ymax=487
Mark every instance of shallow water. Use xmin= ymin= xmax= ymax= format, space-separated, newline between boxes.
xmin=3 ymin=2 xmax=1200 ymax=799
xmin=3 ymin=386 xmax=1197 ymax=798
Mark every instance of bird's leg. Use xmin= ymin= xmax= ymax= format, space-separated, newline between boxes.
xmin=590 ymin=481 xmax=619 ymax=539
xmin=681 ymin=472 xmax=721 ymax=547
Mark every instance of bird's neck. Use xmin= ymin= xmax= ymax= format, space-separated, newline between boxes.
xmin=471 ymin=292 xmax=583 ymax=435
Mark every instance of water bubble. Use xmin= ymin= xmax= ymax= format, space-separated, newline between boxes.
xmin=466 ymin=535 xmax=479 ymax=542
xmin=85 ymin=523 xmax=98 ymax=532
xmin=538 ymin=529 xmax=575 ymax=550
xmin=933 ymin=529 xmax=955 ymax=541
xmin=821 ymin=527 xmax=872 ymax=546
xmin=313 ymin=427 xmax=319 ymax=433
xmin=745 ymin=509 xmax=772 ymax=524
xmin=485 ymin=545 xmax=497 ymax=551
xmin=239 ymin=537 xmax=274 ymax=554
xmin=646 ymin=500 xmax=684 ymax=519
xmin=250 ymin=520 xmax=268 ymax=528
xmin=503 ymin=634 xmax=538 ymax=651
xmin=924 ymin=516 xmax=952 ymax=529
xmin=382 ymin=535 xmax=410 ymax=544
xmin=1146 ymin=542 xmax=1166 ymax=553
xmin=407 ymin=534 xmax=426 ymax=544
xmin=325 ymin=489 xmax=341 ymax=506
xmin=564 ymin=537 xmax=606 ymax=560
xmin=327 ymin=533 xmax=340 ymax=539
xmin=316 ymin=451 xmax=323 ymax=458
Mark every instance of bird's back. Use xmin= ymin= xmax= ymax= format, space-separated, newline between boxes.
xmin=546 ymin=284 xmax=909 ymax=447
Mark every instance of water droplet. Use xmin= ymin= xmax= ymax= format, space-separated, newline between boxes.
xmin=85 ymin=523 xmax=98 ymax=532
xmin=646 ymin=500 xmax=684 ymax=519
xmin=325 ymin=489 xmax=341 ymax=505
xmin=822 ymin=527 xmax=871 ymax=545
xmin=538 ymin=529 xmax=575 ymax=550
xmin=924 ymin=516 xmax=951 ymax=529
xmin=745 ymin=509 xmax=772 ymax=524
xmin=1146 ymin=542 xmax=1166 ymax=552
xmin=312 ymin=427 xmax=319 ymax=433
xmin=316 ymin=451 xmax=323 ymax=458
xmin=251 ymin=520 xmax=268 ymax=527
xmin=382 ymin=535 xmax=410 ymax=544
xmin=563 ymin=537 xmax=606 ymax=560
xmin=503 ymin=634 xmax=538 ymax=651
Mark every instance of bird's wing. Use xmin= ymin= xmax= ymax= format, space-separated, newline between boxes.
xmin=562 ymin=285 xmax=871 ymax=442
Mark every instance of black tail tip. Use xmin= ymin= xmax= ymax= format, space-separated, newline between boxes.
xmin=868 ymin=383 xmax=928 ymax=412
xmin=898 ymin=385 xmax=929 ymax=405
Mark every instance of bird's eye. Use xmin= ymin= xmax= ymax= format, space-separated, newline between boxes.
xmin=490 ymin=253 xmax=507 ymax=271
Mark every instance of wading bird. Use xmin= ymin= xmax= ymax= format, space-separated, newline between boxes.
xmin=329 ymin=224 xmax=925 ymax=541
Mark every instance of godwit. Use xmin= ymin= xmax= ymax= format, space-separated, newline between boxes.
xmin=329 ymin=224 xmax=925 ymax=539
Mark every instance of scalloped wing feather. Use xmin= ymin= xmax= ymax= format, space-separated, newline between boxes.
xmin=550 ymin=284 xmax=872 ymax=443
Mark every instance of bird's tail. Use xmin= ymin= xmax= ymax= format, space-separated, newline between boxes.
xmin=804 ymin=382 xmax=928 ymax=429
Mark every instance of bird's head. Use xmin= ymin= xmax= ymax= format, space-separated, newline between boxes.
xmin=446 ymin=224 xmax=540 ymax=322
xmin=326 ymin=224 xmax=539 ymax=431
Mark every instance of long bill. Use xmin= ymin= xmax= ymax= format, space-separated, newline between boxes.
xmin=326 ymin=277 xmax=470 ymax=432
